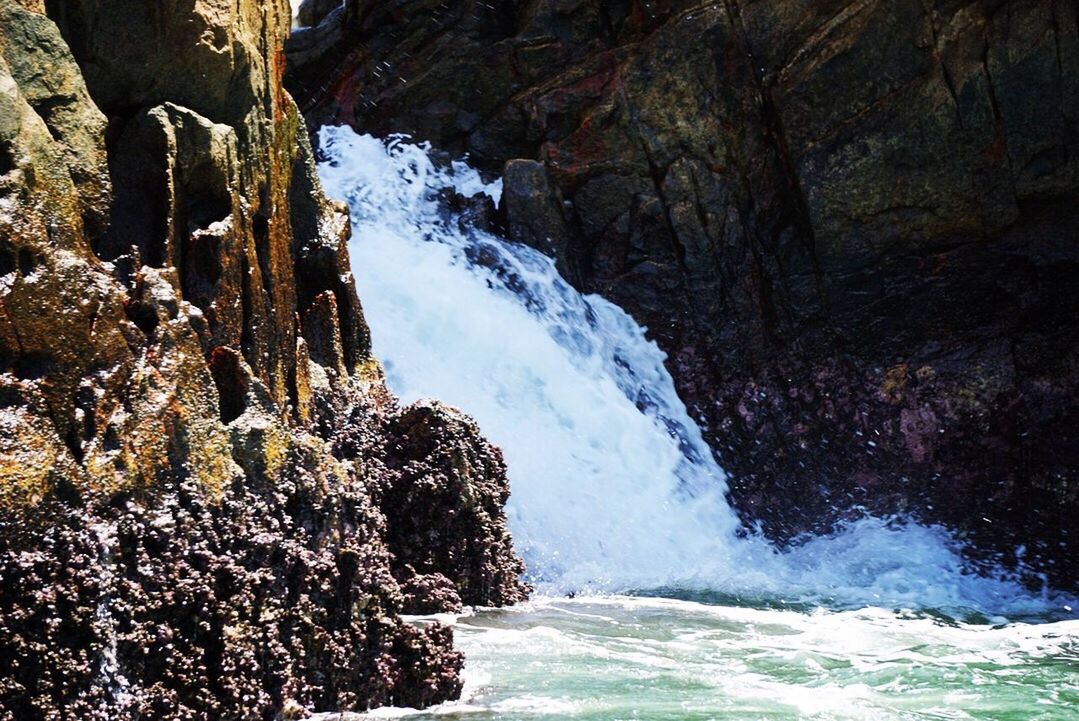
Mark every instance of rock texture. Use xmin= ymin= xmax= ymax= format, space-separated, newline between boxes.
xmin=289 ymin=0 xmax=1079 ymax=589
xmin=0 ymin=0 xmax=526 ymax=718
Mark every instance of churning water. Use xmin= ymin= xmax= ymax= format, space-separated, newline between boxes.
xmin=317 ymin=127 xmax=1078 ymax=719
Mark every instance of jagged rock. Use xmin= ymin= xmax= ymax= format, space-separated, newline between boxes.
xmin=333 ymin=399 xmax=530 ymax=613
xmin=502 ymin=159 xmax=574 ymax=270
xmin=381 ymin=401 xmax=528 ymax=608
xmin=0 ymin=1 xmax=109 ymax=235
xmin=288 ymin=0 xmax=1079 ymax=588
xmin=398 ymin=570 xmax=465 ymax=614
xmin=0 ymin=0 xmax=526 ymax=718
xmin=297 ymin=0 xmax=341 ymax=28
xmin=0 ymin=457 xmax=464 ymax=718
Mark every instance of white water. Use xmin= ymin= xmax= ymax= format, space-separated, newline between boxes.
xmin=321 ymin=597 xmax=1079 ymax=721
xmin=317 ymin=127 xmax=1076 ymax=620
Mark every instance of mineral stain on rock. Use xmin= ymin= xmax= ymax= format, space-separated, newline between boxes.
xmin=0 ymin=0 xmax=525 ymax=718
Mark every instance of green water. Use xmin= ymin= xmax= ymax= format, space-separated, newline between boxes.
xmin=333 ymin=596 xmax=1078 ymax=721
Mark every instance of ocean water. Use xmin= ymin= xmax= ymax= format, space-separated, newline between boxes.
xmin=316 ymin=128 xmax=1078 ymax=720
xmin=317 ymin=596 xmax=1079 ymax=721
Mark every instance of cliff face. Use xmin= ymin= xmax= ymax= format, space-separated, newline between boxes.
xmin=289 ymin=0 xmax=1079 ymax=588
xmin=0 ymin=1 xmax=526 ymax=718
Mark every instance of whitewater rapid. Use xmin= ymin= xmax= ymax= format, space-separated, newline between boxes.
xmin=317 ymin=127 xmax=1076 ymax=619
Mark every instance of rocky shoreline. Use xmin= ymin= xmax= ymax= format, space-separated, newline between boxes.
xmin=0 ymin=1 xmax=525 ymax=718
xmin=288 ymin=0 xmax=1079 ymax=590
xmin=1 ymin=0 xmax=1076 ymax=716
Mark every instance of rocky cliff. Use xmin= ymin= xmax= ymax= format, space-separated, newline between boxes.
xmin=289 ymin=0 xmax=1078 ymax=589
xmin=0 ymin=0 xmax=526 ymax=718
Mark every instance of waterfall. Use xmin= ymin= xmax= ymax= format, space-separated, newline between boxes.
xmin=317 ymin=127 xmax=1075 ymax=618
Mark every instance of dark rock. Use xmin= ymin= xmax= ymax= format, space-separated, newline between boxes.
xmin=289 ymin=0 xmax=1079 ymax=589
xmin=0 ymin=451 xmax=464 ymax=719
xmin=502 ymin=159 xmax=576 ymax=276
xmin=381 ymin=401 xmax=528 ymax=609
xmin=333 ymin=399 xmax=530 ymax=612
xmin=457 ymin=192 xmax=500 ymax=235
xmin=398 ymin=570 xmax=465 ymax=615
xmin=297 ymin=0 xmax=342 ymax=28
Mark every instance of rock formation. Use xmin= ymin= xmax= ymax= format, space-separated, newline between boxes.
xmin=0 ymin=0 xmax=526 ymax=718
xmin=288 ymin=0 xmax=1079 ymax=589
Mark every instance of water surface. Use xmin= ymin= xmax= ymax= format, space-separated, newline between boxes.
xmin=331 ymin=596 xmax=1079 ymax=720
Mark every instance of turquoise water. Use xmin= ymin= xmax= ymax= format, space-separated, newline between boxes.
xmin=339 ymin=596 xmax=1078 ymax=721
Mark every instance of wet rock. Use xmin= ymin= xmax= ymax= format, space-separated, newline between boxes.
xmin=297 ymin=0 xmax=342 ymax=28
xmin=333 ymin=399 xmax=530 ymax=613
xmin=502 ymin=159 xmax=575 ymax=275
xmin=0 ymin=460 xmax=464 ymax=718
xmin=381 ymin=401 xmax=529 ymax=609
xmin=398 ymin=570 xmax=464 ymax=615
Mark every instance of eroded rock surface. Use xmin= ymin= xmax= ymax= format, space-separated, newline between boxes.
xmin=289 ymin=0 xmax=1079 ymax=588
xmin=0 ymin=1 xmax=526 ymax=718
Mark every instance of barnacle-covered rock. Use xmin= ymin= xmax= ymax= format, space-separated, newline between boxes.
xmin=333 ymin=399 xmax=530 ymax=612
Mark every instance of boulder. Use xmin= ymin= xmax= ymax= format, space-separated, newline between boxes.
xmin=297 ymin=0 xmax=341 ymax=28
